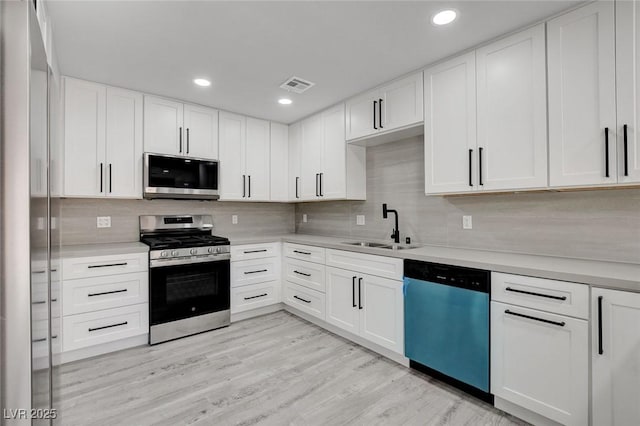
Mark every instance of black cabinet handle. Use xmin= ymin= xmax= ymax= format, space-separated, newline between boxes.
xmin=293 ymin=270 xmax=311 ymax=277
xmin=315 ymin=173 xmax=320 ymax=196
xmin=244 ymin=293 xmax=268 ymax=300
xmin=605 ymin=127 xmax=610 ymax=178
xmin=295 ymin=176 xmax=300 ymax=199
xmin=88 ymin=321 xmax=128 ymax=332
xmin=88 ymin=289 xmax=127 ymax=297
xmin=358 ymin=277 xmax=363 ymax=310
xmin=373 ymin=100 xmax=378 ymax=130
xmin=244 ymin=269 xmax=268 ymax=275
xmin=505 ymin=310 xmax=565 ymax=327
xmin=624 ymin=124 xmax=629 ymax=177
xmin=598 ymin=295 xmax=604 ymax=355
xmin=478 ymin=147 xmax=484 ymax=186
xmin=179 ymin=127 xmax=183 ymax=153
xmin=319 ymin=173 xmax=323 ymax=197
xmin=33 ymin=300 xmax=46 ymax=305
xmin=293 ymin=250 xmax=311 ymax=255
xmin=293 ymin=295 xmax=311 ymax=304
xmin=109 ymin=164 xmax=112 ymax=193
xmin=379 ymin=98 xmax=383 ymax=129
xmin=505 ymin=287 xmax=567 ymax=301
xmin=244 ymin=249 xmax=267 ymax=254
xmin=352 ymin=276 xmax=357 ymax=308
xmin=87 ymin=262 xmax=127 ymax=269
xmin=468 ymin=149 xmax=473 ymax=187
xmin=242 ymin=175 xmax=246 ymax=198
xmin=33 ymin=337 xmax=47 ymax=343
xmin=99 ymin=163 xmax=104 ymax=192
xmin=248 ymin=175 xmax=251 ymax=198
xmin=186 ymin=128 xmax=190 ymax=154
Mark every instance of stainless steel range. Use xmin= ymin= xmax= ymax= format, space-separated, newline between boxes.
xmin=140 ymin=214 xmax=230 ymax=344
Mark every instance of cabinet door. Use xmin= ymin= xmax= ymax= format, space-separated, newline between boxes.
xmin=345 ymin=89 xmax=379 ymax=140
xmin=548 ymin=2 xmax=617 ymax=187
xmin=245 ymin=117 xmax=270 ymax=201
xmin=63 ymin=78 xmax=106 ymax=197
xmin=105 ymin=87 xmax=143 ymax=198
xmin=288 ymin=122 xmax=302 ymax=201
xmin=183 ymin=103 xmax=218 ymax=159
xmin=320 ymin=104 xmax=346 ymax=199
xmin=143 ymin=95 xmax=183 ymax=156
xmin=360 ymin=274 xmax=404 ymax=354
xmin=424 ymin=52 xmax=477 ymax=194
xmin=491 ymin=301 xmax=588 ymax=426
xmin=300 ymin=114 xmax=323 ymax=199
xmin=325 ymin=267 xmax=360 ymax=335
xmin=477 ymin=24 xmax=548 ymax=191
xmin=218 ymin=111 xmax=246 ymax=200
xmin=270 ymin=122 xmax=289 ymax=201
xmin=615 ymin=0 xmax=640 ymax=184
xmin=379 ymin=72 xmax=423 ymax=132
xmin=592 ymin=288 xmax=640 ymax=426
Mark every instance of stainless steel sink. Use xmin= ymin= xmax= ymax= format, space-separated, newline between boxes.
xmin=342 ymin=241 xmax=420 ymax=250
xmin=384 ymin=244 xmax=420 ymax=250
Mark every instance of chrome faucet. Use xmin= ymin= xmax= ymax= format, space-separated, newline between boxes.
xmin=382 ymin=203 xmax=400 ymax=244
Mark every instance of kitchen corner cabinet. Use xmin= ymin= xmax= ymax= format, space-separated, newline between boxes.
xmin=218 ymin=112 xmax=270 ymax=201
xmin=143 ymin=95 xmax=218 ymax=159
xmin=63 ymin=78 xmax=143 ymax=198
xmin=592 ymin=288 xmax=640 ymax=426
xmin=299 ymin=104 xmax=366 ymax=201
xmin=345 ymin=72 xmax=423 ymax=142
xmin=269 ymin=122 xmax=289 ymax=202
xmin=425 ymin=24 xmax=547 ymax=195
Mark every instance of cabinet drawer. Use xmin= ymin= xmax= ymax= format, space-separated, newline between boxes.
xmin=231 ymin=258 xmax=280 ymax=288
xmin=326 ymin=249 xmax=403 ymax=281
xmin=284 ymin=282 xmax=325 ymax=320
xmin=63 ymin=303 xmax=148 ymax=352
xmin=284 ymin=243 xmax=325 ymax=264
xmin=231 ymin=281 xmax=280 ymax=314
xmin=63 ymin=252 xmax=148 ymax=280
xmin=284 ymin=258 xmax=326 ymax=293
xmin=231 ymin=242 xmax=280 ymax=261
xmin=32 ymin=280 xmax=61 ymax=320
xmin=492 ymin=272 xmax=589 ymax=319
xmin=63 ymin=272 xmax=149 ymax=315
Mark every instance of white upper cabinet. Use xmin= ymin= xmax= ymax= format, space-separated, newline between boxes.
xmin=548 ymin=1 xmax=617 ymax=187
xmin=592 ymin=288 xmax=640 ymax=426
xmin=144 ymin=95 xmax=218 ymax=159
xmin=320 ymin=104 xmax=347 ymax=199
xmin=300 ymin=114 xmax=324 ymax=200
xmin=270 ymin=122 xmax=289 ymax=202
xmin=63 ymin=78 xmax=142 ymax=199
xmin=615 ymin=0 xmax=640 ymax=184
xmin=183 ymin=103 xmax=218 ymax=159
xmin=288 ymin=122 xmax=302 ymax=201
xmin=346 ymin=72 xmax=423 ymax=142
xmin=245 ymin=117 xmax=271 ymax=201
xmin=476 ymin=23 xmax=548 ymax=191
xmin=425 ymin=51 xmax=477 ymax=194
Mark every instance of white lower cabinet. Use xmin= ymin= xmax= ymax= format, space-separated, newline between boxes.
xmin=592 ymin=288 xmax=640 ymax=426
xmin=231 ymin=282 xmax=280 ymax=314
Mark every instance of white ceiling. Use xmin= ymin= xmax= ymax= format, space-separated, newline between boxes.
xmin=47 ymin=0 xmax=581 ymax=124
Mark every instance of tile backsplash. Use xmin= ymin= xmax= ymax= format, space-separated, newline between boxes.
xmin=296 ymin=136 xmax=640 ymax=264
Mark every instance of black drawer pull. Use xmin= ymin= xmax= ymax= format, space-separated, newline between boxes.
xmin=33 ymin=270 xmax=46 ymax=274
xmin=33 ymin=300 xmax=46 ymax=305
xmin=293 ymin=250 xmax=311 ymax=255
xmin=598 ymin=295 xmax=604 ymax=355
xmin=505 ymin=287 xmax=567 ymax=301
xmin=88 ymin=262 xmax=128 ymax=269
xmin=52 ymin=335 xmax=58 ymax=339
xmin=88 ymin=321 xmax=128 ymax=332
xmin=244 ymin=293 xmax=268 ymax=301
xmin=244 ymin=249 xmax=267 ymax=254
xmin=293 ymin=270 xmax=311 ymax=277
xmin=293 ymin=295 xmax=311 ymax=304
xmin=244 ymin=269 xmax=267 ymax=275
xmin=88 ymin=289 xmax=127 ymax=297
xmin=505 ymin=310 xmax=565 ymax=327
xmin=32 ymin=337 xmax=47 ymax=343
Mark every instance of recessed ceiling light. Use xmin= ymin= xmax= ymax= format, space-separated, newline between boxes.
xmin=193 ymin=78 xmax=211 ymax=87
xmin=278 ymin=98 xmax=293 ymax=105
xmin=432 ymin=9 xmax=457 ymax=26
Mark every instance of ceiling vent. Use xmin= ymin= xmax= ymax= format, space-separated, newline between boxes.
xmin=280 ymin=76 xmax=315 ymax=94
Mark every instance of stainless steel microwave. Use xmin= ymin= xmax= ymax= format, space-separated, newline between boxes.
xmin=143 ymin=153 xmax=220 ymax=200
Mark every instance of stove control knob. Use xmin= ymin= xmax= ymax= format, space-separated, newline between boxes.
xmin=160 ymin=251 xmax=168 ymax=258
xmin=171 ymin=250 xmax=179 ymax=257
xmin=190 ymin=248 xmax=198 ymax=255
xmin=208 ymin=247 xmax=215 ymax=254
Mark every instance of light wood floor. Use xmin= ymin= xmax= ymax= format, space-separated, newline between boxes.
xmin=55 ymin=311 xmax=526 ymax=426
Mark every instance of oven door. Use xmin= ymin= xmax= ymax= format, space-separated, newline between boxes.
xmin=150 ymin=259 xmax=230 ymax=326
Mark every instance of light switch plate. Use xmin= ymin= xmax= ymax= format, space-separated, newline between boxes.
xmin=232 ymin=215 xmax=238 ymax=225
xmin=97 ymin=216 xmax=111 ymax=228
xmin=302 ymin=214 xmax=308 ymax=223
xmin=462 ymin=215 xmax=472 ymax=230
xmin=356 ymin=215 xmax=365 ymax=226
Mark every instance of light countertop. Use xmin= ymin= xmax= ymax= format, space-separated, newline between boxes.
xmin=60 ymin=242 xmax=149 ymax=258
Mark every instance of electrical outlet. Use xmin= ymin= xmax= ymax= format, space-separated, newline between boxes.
xmin=232 ymin=215 xmax=238 ymax=225
xmin=356 ymin=215 xmax=365 ymax=226
xmin=97 ymin=216 xmax=111 ymax=228
xmin=462 ymin=215 xmax=472 ymax=230
xmin=302 ymin=214 xmax=308 ymax=223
